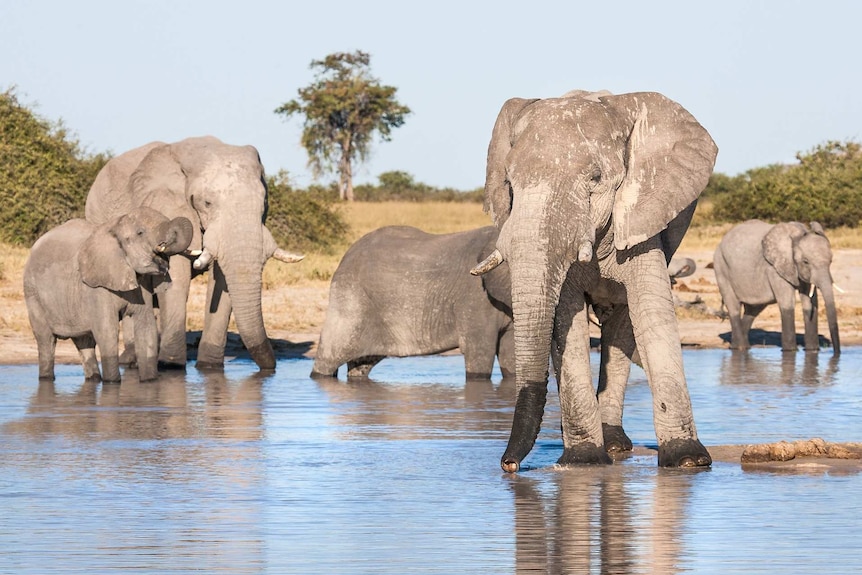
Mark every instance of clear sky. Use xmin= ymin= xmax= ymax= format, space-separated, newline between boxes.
xmin=2 ymin=1 xmax=859 ymax=190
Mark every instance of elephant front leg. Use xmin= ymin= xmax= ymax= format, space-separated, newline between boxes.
xmin=800 ymin=289 xmax=820 ymax=352
xmin=196 ymin=263 xmax=231 ymax=369
xmin=554 ymin=285 xmax=611 ymax=466
xmin=627 ymin=249 xmax=710 ymax=468
xmin=131 ymin=293 xmax=159 ymax=382
xmin=596 ymin=305 xmax=635 ymax=453
xmin=158 ymin=254 xmax=192 ymax=368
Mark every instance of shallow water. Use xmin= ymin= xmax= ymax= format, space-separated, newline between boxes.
xmin=1 ymin=347 xmax=860 ymax=574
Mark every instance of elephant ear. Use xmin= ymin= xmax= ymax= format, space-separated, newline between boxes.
xmin=78 ymin=223 xmax=138 ymax=292
xmin=809 ymin=221 xmax=827 ymax=237
xmin=762 ymin=222 xmax=808 ymax=286
xmin=484 ymin=97 xmax=540 ymax=226
xmin=607 ymin=92 xmax=719 ymax=250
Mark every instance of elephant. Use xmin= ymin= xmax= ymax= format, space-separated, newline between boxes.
xmin=471 ymin=90 xmax=717 ymax=471
xmin=311 ymin=225 xmax=514 ymax=380
xmin=85 ymin=136 xmax=303 ymax=371
xmin=23 ymin=207 xmax=193 ymax=382
xmin=668 ymin=257 xmax=696 ymax=284
xmin=713 ymin=219 xmax=840 ymax=354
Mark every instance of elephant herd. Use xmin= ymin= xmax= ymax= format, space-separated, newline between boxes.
xmin=23 ymin=91 xmax=843 ymax=474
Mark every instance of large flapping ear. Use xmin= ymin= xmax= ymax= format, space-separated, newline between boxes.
xmin=607 ymin=92 xmax=718 ymax=250
xmin=762 ymin=222 xmax=808 ymax=286
xmin=484 ymin=97 xmax=540 ymax=226
xmin=78 ymin=224 xmax=138 ymax=291
xmin=85 ymin=141 xmax=165 ymax=223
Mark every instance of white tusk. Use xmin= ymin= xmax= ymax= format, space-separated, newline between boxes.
xmin=156 ymin=243 xmax=167 ymax=253
xmin=808 ymin=284 xmax=815 ymax=298
xmin=185 ymin=249 xmax=203 ymax=257
xmin=272 ymin=248 xmax=305 ymax=264
xmin=193 ymin=248 xmax=214 ymax=270
xmin=577 ymin=241 xmax=593 ymax=263
xmin=470 ymin=249 xmax=503 ymax=276
xmin=833 ymin=283 xmax=845 ymax=294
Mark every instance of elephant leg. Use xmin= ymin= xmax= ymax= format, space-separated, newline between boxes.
xmin=347 ymin=356 xmax=384 ymax=378
xmin=197 ymin=263 xmax=231 ymax=369
xmin=119 ymin=316 xmax=137 ymax=367
xmin=740 ymin=303 xmax=766 ymax=346
xmin=778 ymin=304 xmax=798 ymax=352
xmin=626 ymin=248 xmax=710 ymax=468
xmin=92 ymin=322 xmax=121 ymax=384
xmin=72 ymin=335 xmax=101 ymax=381
xmin=497 ymin=325 xmax=516 ymax=379
xmin=596 ymin=306 xmax=636 ymax=453
xmin=723 ymin=291 xmax=750 ymax=350
xmin=28 ymin=306 xmax=57 ymax=381
xmin=460 ymin=323 xmax=499 ymax=379
xmin=554 ymin=282 xmax=611 ymax=466
xmin=132 ymin=296 xmax=159 ymax=382
xmin=157 ymin=254 xmax=192 ymax=369
xmin=800 ymin=291 xmax=820 ymax=351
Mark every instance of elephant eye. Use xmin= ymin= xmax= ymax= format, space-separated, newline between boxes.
xmin=590 ymin=168 xmax=602 ymax=182
xmin=137 ymin=229 xmax=145 ymax=236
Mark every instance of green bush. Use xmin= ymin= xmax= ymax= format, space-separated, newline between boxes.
xmin=0 ymin=87 xmax=109 ymax=246
xmin=265 ymin=171 xmax=349 ymax=253
xmin=712 ymin=141 xmax=862 ymax=227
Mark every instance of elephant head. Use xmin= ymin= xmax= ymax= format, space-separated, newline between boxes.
xmin=763 ymin=221 xmax=840 ymax=354
xmin=474 ymin=91 xmax=717 ymax=471
xmin=79 ymin=207 xmax=193 ymax=291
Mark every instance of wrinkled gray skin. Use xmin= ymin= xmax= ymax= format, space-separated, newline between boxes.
xmin=23 ymin=207 xmax=193 ymax=382
xmin=476 ymin=90 xmax=717 ymax=472
xmin=312 ymin=225 xmax=514 ymax=380
xmin=85 ymin=136 xmax=301 ymax=371
xmin=713 ymin=219 xmax=840 ymax=354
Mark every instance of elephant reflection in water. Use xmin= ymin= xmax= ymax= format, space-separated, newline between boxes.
xmin=720 ymin=351 xmax=839 ymax=388
xmin=314 ymin=374 xmax=518 ymax=439
xmin=510 ymin=468 xmax=693 ymax=574
xmin=7 ymin=370 xmax=266 ymax=450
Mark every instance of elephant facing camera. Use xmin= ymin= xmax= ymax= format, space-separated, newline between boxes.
xmin=23 ymin=207 xmax=194 ymax=383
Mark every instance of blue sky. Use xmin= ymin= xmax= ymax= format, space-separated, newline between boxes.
xmin=2 ymin=1 xmax=859 ymax=190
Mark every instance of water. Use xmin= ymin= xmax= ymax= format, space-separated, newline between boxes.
xmin=1 ymin=348 xmax=860 ymax=574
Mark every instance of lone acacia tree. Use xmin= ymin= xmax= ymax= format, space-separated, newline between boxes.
xmin=275 ymin=50 xmax=411 ymax=201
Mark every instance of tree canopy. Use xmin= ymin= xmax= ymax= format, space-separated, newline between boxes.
xmin=274 ymin=50 xmax=411 ymax=201
xmin=708 ymin=140 xmax=862 ymax=228
xmin=0 ymin=87 xmax=109 ymax=246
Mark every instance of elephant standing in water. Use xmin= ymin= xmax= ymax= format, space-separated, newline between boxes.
xmin=85 ymin=136 xmax=302 ymax=371
xmin=312 ymin=225 xmax=514 ymax=380
xmin=713 ymin=220 xmax=840 ymax=354
xmin=24 ymin=207 xmax=193 ymax=382
xmin=472 ymin=90 xmax=717 ymax=471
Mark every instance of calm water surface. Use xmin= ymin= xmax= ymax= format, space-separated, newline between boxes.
xmin=1 ymin=348 xmax=860 ymax=574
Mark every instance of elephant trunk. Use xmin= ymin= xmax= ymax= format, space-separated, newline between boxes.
xmin=818 ymin=277 xmax=841 ymax=356
xmin=213 ymin=224 xmax=276 ymax=370
xmin=500 ymin=199 xmax=581 ymax=473
xmin=155 ymin=217 xmax=194 ymax=256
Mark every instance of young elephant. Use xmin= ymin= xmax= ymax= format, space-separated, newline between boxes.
xmin=312 ymin=225 xmax=514 ymax=380
xmin=24 ymin=207 xmax=194 ymax=382
xmin=713 ymin=219 xmax=840 ymax=354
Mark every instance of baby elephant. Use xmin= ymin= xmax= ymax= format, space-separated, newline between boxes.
xmin=713 ymin=219 xmax=840 ymax=354
xmin=312 ymin=225 xmax=514 ymax=380
xmin=24 ymin=207 xmax=194 ymax=382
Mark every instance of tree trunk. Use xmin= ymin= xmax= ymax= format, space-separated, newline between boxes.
xmin=339 ymin=139 xmax=354 ymax=202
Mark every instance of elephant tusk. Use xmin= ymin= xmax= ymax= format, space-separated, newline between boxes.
xmin=185 ymin=249 xmax=203 ymax=257
xmin=272 ymin=248 xmax=305 ymax=264
xmin=577 ymin=241 xmax=593 ymax=262
xmin=833 ymin=283 xmax=845 ymax=294
xmin=470 ymin=249 xmax=503 ymax=276
xmin=156 ymin=242 xmax=168 ymax=253
xmin=809 ymin=284 xmax=816 ymax=298
xmin=193 ymin=248 xmax=215 ymax=270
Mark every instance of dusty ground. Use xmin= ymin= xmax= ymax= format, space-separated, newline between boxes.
xmin=2 ymin=249 xmax=861 ymax=365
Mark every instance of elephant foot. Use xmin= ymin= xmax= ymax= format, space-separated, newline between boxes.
xmin=158 ymin=359 xmax=188 ymax=371
xmin=658 ymin=438 xmax=712 ymax=468
xmin=557 ymin=443 xmax=613 ymax=466
xmin=195 ymin=359 xmax=225 ymax=370
xmin=602 ymin=423 xmax=633 ymax=453
xmin=347 ymin=356 xmax=384 ymax=379
xmin=247 ymin=341 xmax=276 ymax=371
xmin=500 ymin=384 xmax=549 ymax=473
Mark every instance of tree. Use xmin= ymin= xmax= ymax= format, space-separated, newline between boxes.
xmin=0 ymin=87 xmax=109 ymax=245
xmin=274 ymin=50 xmax=411 ymax=201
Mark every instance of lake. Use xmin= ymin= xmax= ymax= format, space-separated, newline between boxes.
xmin=1 ymin=347 xmax=860 ymax=574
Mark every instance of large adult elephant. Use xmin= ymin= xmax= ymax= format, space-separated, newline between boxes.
xmin=713 ymin=219 xmax=840 ymax=354
xmin=472 ymin=90 xmax=717 ymax=471
xmin=86 ymin=136 xmax=302 ymax=371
